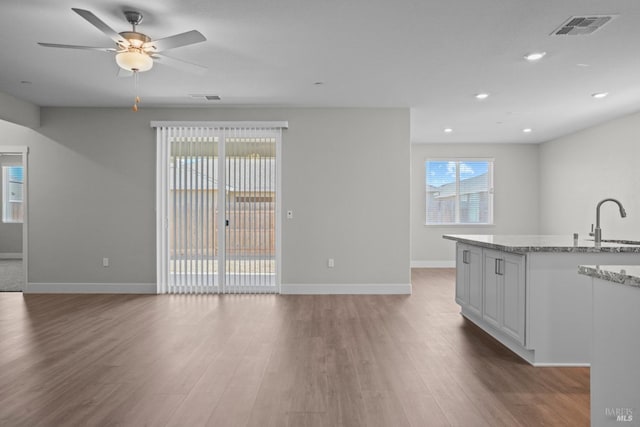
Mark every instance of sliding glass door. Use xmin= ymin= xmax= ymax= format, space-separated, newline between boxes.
xmin=155 ymin=123 xmax=283 ymax=294
xmin=224 ymin=134 xmax=277 ymax=293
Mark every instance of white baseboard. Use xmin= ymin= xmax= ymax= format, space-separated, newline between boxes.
xmin=530 ymin=362 xmax=590 ymax=367
xmin=24 ymin=282 xmax=411 ymax=295
xmin=411 ymin=260 xmax=455 ymax=268
xmin=280 ymin=283 xmax=411 ymax=295
xmin=25 ymin=282 xmax=156 ymax=294
xmin=0 ymin=252 xmax=23 ymax=260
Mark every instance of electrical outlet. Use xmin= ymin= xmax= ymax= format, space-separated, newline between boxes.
xmin=287 ymin=210 xmax=293 ymax=219
xmin=103 ymin=257 xmax=109 ymax=267
xmin=328 ymin=258 xmax=335 ymax=268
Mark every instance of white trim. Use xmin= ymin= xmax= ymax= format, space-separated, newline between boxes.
xmin=275 ymin=130 xmax=282 ymax=294
xmin=25 ymin=282 xmax=156 ymax=294
xmin=411 ymin=260 xmax=455 ymax=268
xmin=150 ymin=121 xmax=289 ymax=129
xmin=0 ymin=252 xmax=22 ymax=259
xmin=1 ymin=147 xmax=29 ymax=287
xmin=0 ymin=146 xmax=28 ymax=154
xmin=155 ymin=127 xmax=169 ymax=294
xmin=281 ymin=283 xmax=412 ymax=295
xmin=530 ymin=362 xmax=590 ymax=367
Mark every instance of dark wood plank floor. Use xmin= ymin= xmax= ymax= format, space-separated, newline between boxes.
xmin=0 ymin=269 xmax=589 ymax=426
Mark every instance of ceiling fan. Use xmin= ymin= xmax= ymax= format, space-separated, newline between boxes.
xmin=38 ymin=8 xmax=207 ymax=76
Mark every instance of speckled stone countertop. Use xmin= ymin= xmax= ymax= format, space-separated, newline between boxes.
xmin=578 ymin=265 xmax=640 ymax=288
xmin=442 ymin=234 xmax=640 ymax=254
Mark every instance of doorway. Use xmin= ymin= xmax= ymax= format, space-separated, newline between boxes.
xmin=155 ymin=123 xmax=284 ymax=294
xmin=0 ymin=147 xmax=28 ymax=292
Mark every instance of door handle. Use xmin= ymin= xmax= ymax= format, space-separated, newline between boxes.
xmin=495 ymin=259 xmax=504 ymax=275
xmin=463 ymin=250 xmax=470 ymax=264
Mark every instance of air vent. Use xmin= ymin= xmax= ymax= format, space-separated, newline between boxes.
xmin=552 ymin=15 xmax=616 ymax=35
xmin=189 ymin=94 xmax=221 ymax=101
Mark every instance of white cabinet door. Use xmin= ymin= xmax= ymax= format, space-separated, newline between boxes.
xmin=455 ymin=244 xmax=469 ymax=306
xmin=482 ymin=249 xmax=526 ymax=346
xmin=501 ymin=252 xmax=526 ymax=345
xmin=456 ymin=244 xmax=483 ymax=318
xmin=483 ymin=250 xmax=501 ymax=329
xmin=467 ymin=246 xmax=483 ymax=317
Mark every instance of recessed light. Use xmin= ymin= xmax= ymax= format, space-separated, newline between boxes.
xmin=475 ymin=93 xmax=490 ymax=100
xmin=524 ymin=52 xmax=546 ymax=61
xmin=443 ymin=128 xmax=453 ymax=133
xmin=592 ymin=92 xmax=609 ymax=99
xmin=522 ymin=128 xmax=533 ymax=133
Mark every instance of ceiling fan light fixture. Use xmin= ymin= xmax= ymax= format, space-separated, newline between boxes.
xmin=116 ymin=50 xmax=153 ymax=72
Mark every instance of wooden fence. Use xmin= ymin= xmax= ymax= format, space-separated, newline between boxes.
xmin=170 ymin=207 xmax=275 ymax=257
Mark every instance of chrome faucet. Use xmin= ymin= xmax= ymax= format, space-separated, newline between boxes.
xmin=590 ymin=198 xmax=627 ymax=244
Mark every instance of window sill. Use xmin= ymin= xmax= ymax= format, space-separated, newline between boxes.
xmin=424 ymin=223 xmax=495 ymax=227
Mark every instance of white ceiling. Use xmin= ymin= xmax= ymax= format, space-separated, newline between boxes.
xmin=2 ymin=0 xmax=640 ymax=143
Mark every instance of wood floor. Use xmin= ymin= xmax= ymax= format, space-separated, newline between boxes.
xmin=0 ymin=269 xmax=589 ymax=426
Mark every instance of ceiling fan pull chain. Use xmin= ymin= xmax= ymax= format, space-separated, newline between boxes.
xmin=132 ymin=69 xmax=141 ymax=111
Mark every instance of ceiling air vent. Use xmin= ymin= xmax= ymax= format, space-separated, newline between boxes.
xmin=189 ymin=94 xmax=221 ymax=101
xmin=552 ymin=15 xmax=616 ymax=35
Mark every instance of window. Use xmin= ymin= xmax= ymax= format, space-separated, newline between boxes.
xmin=425 ymin=159 xmax=493 ymax=225
xmin=2 ymin=166 xmax=24 ymax=223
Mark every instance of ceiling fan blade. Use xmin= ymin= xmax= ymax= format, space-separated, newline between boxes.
xmin=144 ymin=30 xmax=206 ymax=52
xmin=153 ymin=53 xmax=207 ymax=75
xmin=71 ymin=8 xmax=129 ymax=47
xmin=38 ymin=42 xmax=116 ymax=52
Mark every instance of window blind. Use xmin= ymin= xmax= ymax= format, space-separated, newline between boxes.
xmin=154 ymin=122 xmax=285 ymax=294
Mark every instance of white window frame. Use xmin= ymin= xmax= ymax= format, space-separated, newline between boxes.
xmin=425 ymin=158 xmax=494 ymax=226
xmin=2 ymin=165 xmax=24 ymax=224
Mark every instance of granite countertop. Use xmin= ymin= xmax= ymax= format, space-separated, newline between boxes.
xmin=442 ymin=234 xmax=640 ymax=254
xmin=578 ymin=265 xmax=640 ymax=288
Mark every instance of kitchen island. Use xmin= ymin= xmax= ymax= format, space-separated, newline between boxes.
xmin=443 ymin=234 xmax=640 ymax=366
xmin=578 ymin=265 xmax=640 ymax=426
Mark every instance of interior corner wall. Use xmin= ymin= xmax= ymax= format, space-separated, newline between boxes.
xmin=410 ymin=143 xmax=540 ymax=266
xmin=539 ymin=111 xmax=640 ymax=238
xmin=2 ymin=107 xmax=410 ymax=293
xmin=0 ymin=90 xmax=40 ymax=129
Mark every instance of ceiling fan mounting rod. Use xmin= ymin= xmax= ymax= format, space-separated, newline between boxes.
xmin=124 ymin=10 xmax=143 ymax=32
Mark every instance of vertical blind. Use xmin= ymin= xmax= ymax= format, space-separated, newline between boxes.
xmin=154 ymin=122 xmax=285 ymax=294
xmin=225 ymin=134 xmax=277 ymax=293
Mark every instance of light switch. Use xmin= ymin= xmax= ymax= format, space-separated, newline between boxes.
xmin=287 ymin=210 xmax=293 ymax=219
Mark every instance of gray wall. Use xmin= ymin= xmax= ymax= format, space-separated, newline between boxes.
xmin=539 ymin=111 xmax=640 ymax=239
xmin=1 ymin=106 xmax=410 ymax=289
xmin=411 ymin=143 xmax=540 ymax=265
xmin=0 ymin=90 xmax=40 ymax=129
xmin=410 ymin=108 xmax=640 ymax=267
xmin=0 ymin=153 xmax=23 ymax=254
